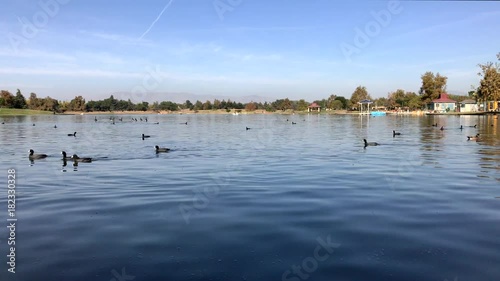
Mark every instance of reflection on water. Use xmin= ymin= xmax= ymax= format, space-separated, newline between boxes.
xmin=0 ymin=113 xmax=499 ymax=281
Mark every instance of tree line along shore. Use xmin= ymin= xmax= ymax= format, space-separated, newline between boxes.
xmin=1 ymin=53 xmax=498 ymax=115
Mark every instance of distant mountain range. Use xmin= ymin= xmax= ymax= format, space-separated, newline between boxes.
xmin=109 ymin=91 xmax=275 ymax=104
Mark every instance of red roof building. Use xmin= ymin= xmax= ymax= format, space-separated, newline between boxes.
xmin=428 ymin=93 xmax=456 ymax=112
xmin=308 ymin=102 xmax=321 ymax=112
xmin=431 ymin=93 xmax=456 ymax=103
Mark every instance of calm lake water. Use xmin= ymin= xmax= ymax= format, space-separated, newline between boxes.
xmin=0 ymin=113 xmax=499 ymax=281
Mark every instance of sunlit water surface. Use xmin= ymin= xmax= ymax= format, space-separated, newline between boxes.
xmin=0 ymin=113 xmax=499 ymax=281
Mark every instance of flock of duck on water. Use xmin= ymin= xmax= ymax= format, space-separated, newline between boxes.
xmin=21 ymin=115 xmax=486 ymax=161
xmin=25 ymin=116 xmax=174 ymax=164
xmin=363 ymin=123 xmax=482 ymax=148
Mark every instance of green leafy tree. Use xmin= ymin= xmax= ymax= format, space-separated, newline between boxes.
xmin=1 ymin=90 xmax=14 ymax=107
xmin=159 ymin=101 xmax=178 ymax=111
xmin=202 ymin=100 xmax=212 ymax=110
xmin=68 ymin=96 xmax=86 ymax=111
xmin=419 ymin=72 xmax=448 ymax=104
xmin=12 ymin=89 xmax=27 ymax=109
xmin=405 ymin=92 xmax=422 ymax=110
xmin=193 ymin=100 xmax=203 ymax=111
xmin=213 ymin=99 xmax=221 ymax=109
xmin=334 ymin=96 xmax=348 ymax=109
xmin=296 ymin=99 xmax=309 ymax=111
xmin=330 ymin=100 xmax=343 ymax=110
xmin=388 ymin=89 xmax=406 ymax=107
xmin=350 ymin=86 xmax=372 ymax=108
xmin=477 ymin=55 xmax=500 ymax=104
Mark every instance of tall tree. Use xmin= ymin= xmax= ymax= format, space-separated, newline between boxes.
xmin=350 ymin=86 xmax=372 ymax=107
xmin=0 ymin=90 xmax=14 ymax=107
xmin=12 ymin=89 xmax=27 ymax=109
xmin=477 ymin=54 xmax=500 ymax=105
xmin=68 ymin=96 xmax=86 ymax=111
xmin=245 ymin=102 xmax=257 ymax=111
xmin=405 ymin=92 xmax=422 ymax=110
xmin=388 ymin=89 xmax=406 ymax=108
xmin=477 ymin=62 xmax=500 ymax=104
xmin=296 ymin=99 xmax=309 ymax=111
xmin=419 ymin=72 xmax=448 ymax=104
xmin=326 ymin=94 xmax=337 ymax=109
xmin=334 ymin=96 xmax=348 ymax=109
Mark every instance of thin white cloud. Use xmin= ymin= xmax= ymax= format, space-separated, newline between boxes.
xmin=0 ymin=48 xmax=75 ymax=61
xmin=397 ymin=10 xmax=500 ymax=38
xmin=228 ymin=53 xmax=282 ymax=62
xmin=79 ymin=30 xmax=153 ymax=46
xmin=0 ymin=67 xmax=143 ymax=78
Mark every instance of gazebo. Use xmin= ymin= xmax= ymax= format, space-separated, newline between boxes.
xmin=308 ymin=102 xmax=321 ymax=112
xmin=358 ymin=99 xmax=373 ymax=114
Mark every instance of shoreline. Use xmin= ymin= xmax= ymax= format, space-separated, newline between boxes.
xmin=1 ymin=108 xmax=495 ymax=116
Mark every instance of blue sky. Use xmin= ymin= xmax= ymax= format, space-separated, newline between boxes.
xmin=1 ymin=0 xmax=499 ymax=102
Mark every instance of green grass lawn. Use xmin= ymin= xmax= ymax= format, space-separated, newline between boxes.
xmin=0 ymin=108 xmax=54 ymax=116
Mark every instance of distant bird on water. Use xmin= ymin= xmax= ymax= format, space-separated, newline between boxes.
xmin=246 ymin=127 xmax=251 ymax=130
xmin=432 ymin=123 xmax=438 ymax=127
xmin=467 ymin=134 xmax=480 ymax=141
xmin=54 ymin=125 xmax=57 ymax=128
xmin=291 ymin=122 xmax=297 ymax=125
xmin=440 ymin=126 xmax=444 ymax=131
xmin=32 ymin=123 xmax=35 ymax=126
xmin=363 ymin=139 xmax=379 ymax=147
xmin=71 ymin=154 xmax=92 ymax=163
xmin=29 ymin=149 xmax=47 ymax=159
xmin=142 ymin=134 xmax=151 ymax=140
xmin=94 ymin=116 xmax=98 ymax=122
xmin=393 ymin=130 xmax=401 ymax=137
xmin=61 ymin=151 xmax=72 ymax=160
xmin=459 ymin=125 xmax=463 ymax=130
xmin=154 ymin=145 xmax=170 ymax=153
xmin=67 ymin=132 xmax=77 ymax=137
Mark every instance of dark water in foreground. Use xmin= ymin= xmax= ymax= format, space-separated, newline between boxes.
xmin=0 ymin=113 xmax=499 ymax=281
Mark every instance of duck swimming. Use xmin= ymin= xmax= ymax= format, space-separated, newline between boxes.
xmin=71 ymin=154 xmax=92 ymax=163
xmin=393 ymin=130 xmax=401 ymax=137
xmin=29 ymin=149 xmax=47 ymax=159
xmin=467 ymin=134 xmax=480 ymax=141
xmin=61 ymin=151 xmax=72 ymax=160
xmin=142 ymin=134 xmax=151 ymax=140
xmin=363 ymin=139 xmax=379 ymax=147
xmin=155 ymin=145 xmax=170 ymax=153
xmin=67 ymin=132 xmax=77 ymax=137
